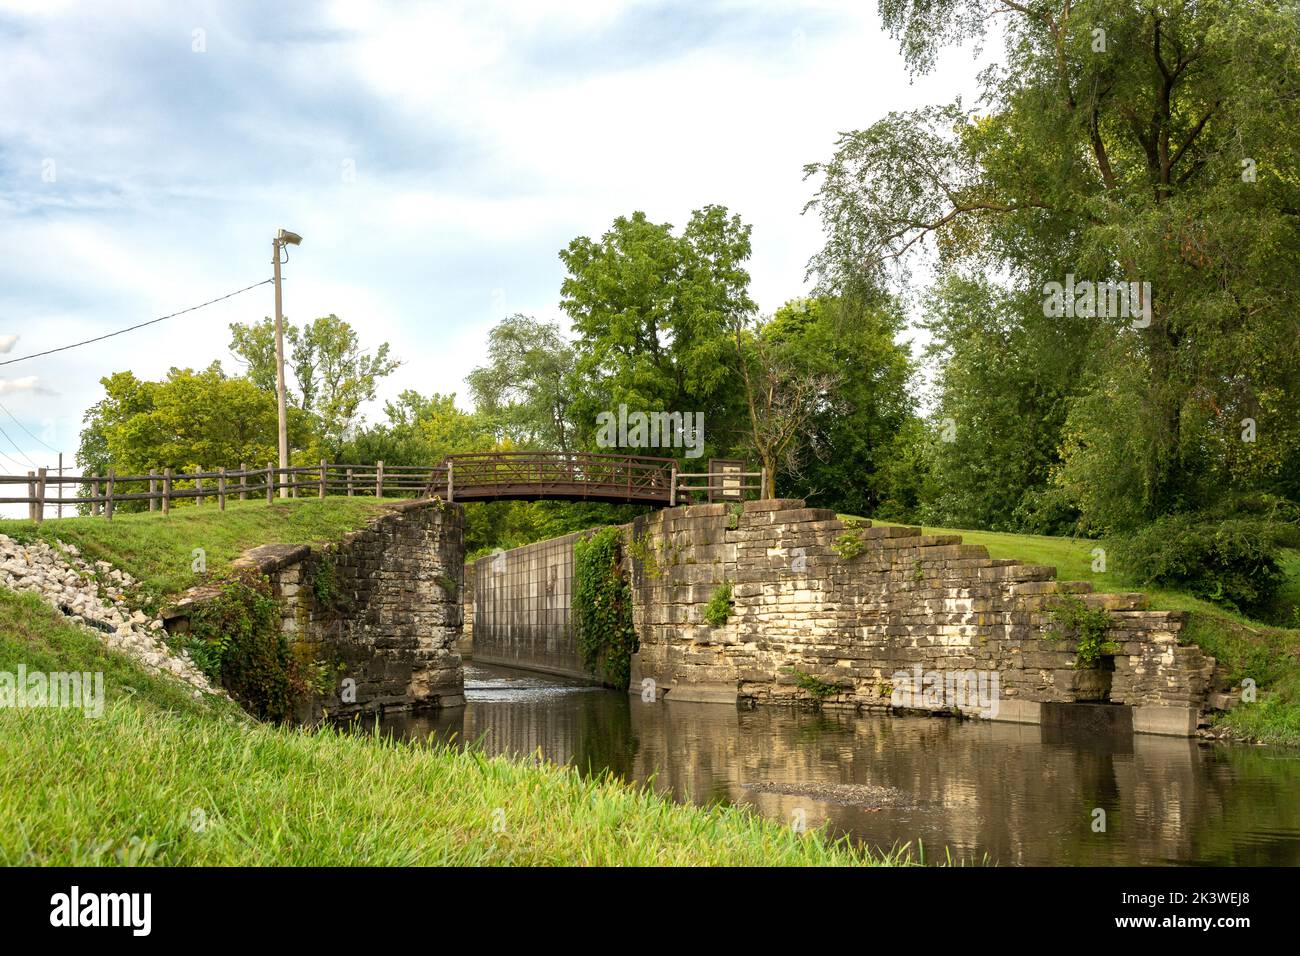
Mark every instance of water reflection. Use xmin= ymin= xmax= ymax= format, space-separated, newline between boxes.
xmin=363 ymin=663 xmax=1300 ymax=866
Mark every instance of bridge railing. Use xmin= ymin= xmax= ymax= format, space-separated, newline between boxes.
xmin=442 ymin=451 xmax=676 ymax=501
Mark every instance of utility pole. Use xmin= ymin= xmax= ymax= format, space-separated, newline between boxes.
xmin=272 ymin=229 xmax=302 ymax=499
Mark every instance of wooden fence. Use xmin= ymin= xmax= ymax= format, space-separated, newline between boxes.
xmin=0 ymin=461 xmax=444 ymax=523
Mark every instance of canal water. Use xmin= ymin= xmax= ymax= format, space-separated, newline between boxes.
xmin=368 ymin=662 xmax=1300 ymax=865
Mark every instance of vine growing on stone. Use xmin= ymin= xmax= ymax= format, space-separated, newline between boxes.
xmin=185 ymin=571 xmax=318 ymax=721
xmin=572 ymin=526 xmax=638 ymax=688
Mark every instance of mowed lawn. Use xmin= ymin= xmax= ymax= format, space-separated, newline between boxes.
xmin=1 ymin=497 xmax=393 ymax=604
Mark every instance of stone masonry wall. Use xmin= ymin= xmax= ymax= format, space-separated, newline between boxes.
xmin=166 ymin=499 xmax=465 ymax=719
xmin=625 ymin=499 xmax=1215 ymax=736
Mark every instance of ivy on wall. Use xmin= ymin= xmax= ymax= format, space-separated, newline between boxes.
xmin=572 ymin=526 xmax=638 ymax=688
xmin=183 ymin=571 xmax=330 ymax=721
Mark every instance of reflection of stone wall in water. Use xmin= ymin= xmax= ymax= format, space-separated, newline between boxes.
xmin=625 ymin=499 xmax=1214 ymax=736
xmin=621 ymin=702 xmax=1255 ymax=865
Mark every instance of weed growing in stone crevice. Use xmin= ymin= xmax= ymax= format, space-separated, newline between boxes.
xmin=310 ymin=558 xmax=338 ymax=608
xmin=787 ymin=667 xmax=850 ymax=701
xmin=183 ymin=571 xmax=324 ymax=721
xmin=1044 ymin=594 xmax=1118 ymax=669
xmin=703 ymin=581 xmax=734 ymax=627
xmin=833 ymin=527 xmax=866 ymax=560
xmin=572 ymin=527 xmax=638 ymax=688
xmin=726 ymin=502 xmax=744 ymax=530
xmin=626 ymin=530 xmax=662 ymax=579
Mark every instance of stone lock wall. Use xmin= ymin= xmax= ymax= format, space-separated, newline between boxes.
xmin=624 ymin=499 xmax=1214 ymax=736
xmin=165 ymin=499 xmax=466 ymax=719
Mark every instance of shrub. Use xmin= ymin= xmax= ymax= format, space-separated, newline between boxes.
xmin=184 ymin=573 xmax=313 ymax=722
xmin=788 ymin=668 xmax=848 ymax=700
xmin=1010 ymin=485 xmax=1082 ymax=536
xmin=703 ymin=581 xmax=734 ymax=627
xmin=1112 ymin=515 xmax=1285 ymax=617
xmin=572 ymin=527 xmax=638 ymax=688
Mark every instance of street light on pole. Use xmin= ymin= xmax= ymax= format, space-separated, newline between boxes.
xmin=272 ymin=229 xmax=302 ymax=499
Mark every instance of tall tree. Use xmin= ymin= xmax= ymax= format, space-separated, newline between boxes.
xmin=807 ymin=0 xmax=1300 ymax=532
xmin=761 ymin=296 xmax=919 ymax=516
xmin=559 ymin=206 xmax=755 ymax=460
xmin=466 ymin=314 xmax=577 ymax=451
xmin=76 ymin=363 xmax=307 ymax=509
xmin=228 ymin=314 xmax=400 ymax=456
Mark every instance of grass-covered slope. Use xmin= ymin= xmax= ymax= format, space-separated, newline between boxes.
xmin=2 ymin=498 xmax=392 ymax=604
xmin=0 ymin=568 xmax=897 ymax=866
xmin=864 ymin=517 xmax=1300 ymax=745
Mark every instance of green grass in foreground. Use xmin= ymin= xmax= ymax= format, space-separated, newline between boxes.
xmin=861 ymin=516 xmax=1300 ymax=746
xmin=0 ymin=498 xmax=393 ymax=606
xmin=0 ymin=585 xmax=899 ymax=866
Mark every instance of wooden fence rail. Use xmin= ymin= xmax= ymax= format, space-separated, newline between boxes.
xmin=0 ymin=454 xmax=762 ymax=522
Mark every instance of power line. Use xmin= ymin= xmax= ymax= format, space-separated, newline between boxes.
xmin=0 ymin=397 xmax=60 ymax=454
xmin=0 ymin=278 xmax=274 ymax=369
xmin=0 ymin=420 xmax=40 ymax=470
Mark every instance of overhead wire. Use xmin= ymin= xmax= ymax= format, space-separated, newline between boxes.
xmin=0 ymin=278 xmax=274 ymax=369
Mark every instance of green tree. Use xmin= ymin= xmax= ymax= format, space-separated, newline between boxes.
xmin=559 ymin=206 xmax=755 ymax=460
xmin=76 ymin=364 xmax=307 ymax=509
xmin=466 ymin=314 xmax=577 ymax=451
xmin=807 ymin=0 xmax=1300 ymax=532
xmin=228 ymin=314 xmax=401 ymax=457
xmin=757 ymin=296 xmax=917 ymax=515
xmin=919 ymin=274 xmax=1088 ymax=532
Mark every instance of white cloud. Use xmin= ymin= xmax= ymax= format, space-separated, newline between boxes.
xmin=0 ymin=376 xmax=39 ymax=395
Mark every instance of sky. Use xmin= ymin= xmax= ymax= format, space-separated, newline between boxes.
xmin=0 ymin=0 xmax=990 ymax=476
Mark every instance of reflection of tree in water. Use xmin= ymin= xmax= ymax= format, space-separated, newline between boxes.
xmin=1183 ymin=745 xmax=1300 ymax=866
xmin=571 ymin=690 xmax=638 ymax=783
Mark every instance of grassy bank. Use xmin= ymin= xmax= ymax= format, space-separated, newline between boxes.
xmin=0 ymin=585 xmax=899 ymax=866
xmin=864 ymin=517 xmax=1300 ymax=746
xmin=1 ymin=498 xmax=393 ymax=606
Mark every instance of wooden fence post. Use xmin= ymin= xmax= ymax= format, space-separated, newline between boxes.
xmin=218 ymin=467 xmax=227 ymax=511
xmin=34 ymin=468 xmax=47 ymax=523
xmin=375 ymin=460 xmax=384 ymax=499
xmin=347 ymin=468 xmax=354 ymax=497
xmin=162 ymin=468 xmax=172 ymax=515
xmin=91 ymin=474 xmax=101 ymax=517
xmin=239 ymin=462 xmax=248 ymax=501
xmin=195 ymin=471 xmax=204 ymax=507
xmin=319 ymin=459 xmax=327 ymax=499
xmin=26 ymin=471 xmax=35 ymax=521
xmin=149 ymin=469 xmax=158 ymax=512
xmin=670 ymin=465 xmax=677 ymax=507
xmin=447 ymin=459 xmax=454 ymax=503
xmin=266 ymin=463 xmax=274 ymax=504
xmin=105 ymin=468 xmax=116 ymax=521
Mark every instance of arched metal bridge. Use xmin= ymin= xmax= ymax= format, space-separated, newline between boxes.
xmin=425 ymin=452 xmax=763 ymax=506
